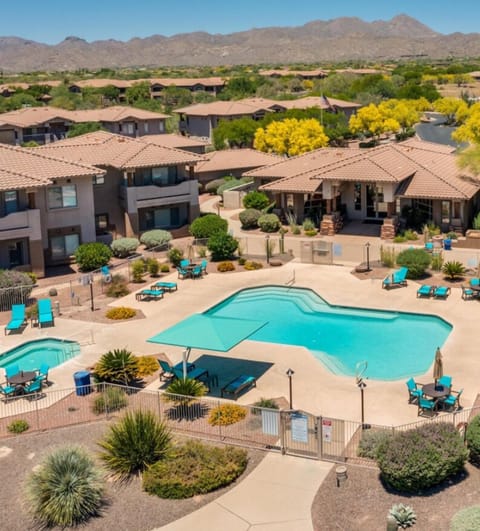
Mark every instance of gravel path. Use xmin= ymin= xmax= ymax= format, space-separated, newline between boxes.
xmin=0 ymin=421 xmax=265 ymax=531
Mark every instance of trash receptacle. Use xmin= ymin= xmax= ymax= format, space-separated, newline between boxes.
xmin=73 ymin=370 xmax=91 ymax=396
xmin=443 ymin=238 xmax=452 ymax=251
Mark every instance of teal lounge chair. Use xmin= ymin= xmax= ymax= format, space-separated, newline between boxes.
xmin=151 ymin=281 xmax=177 ymax=292
xmin=418 ymin=396 xmax=436 ymax=416
xmin=462 ymin=285 xmax=475 ymax=300
xmin=136 ymin=289 xmax=164 ymax=301
xmin=433 ymin=286 xmax=450 ymax=299
xmin=172 ymin=366 xmax=209 ymax=383
xmin=470 ymin=278 xmax=480 ymax=287
xmin=38 ymin=298 xmax=54 ymax=328
xmin=382 ymin=267 xmax=408 ymax=289
xmin=406 ymin=377 xmax=423 ymax=403
xmin=5 ymin=304 xmax=26 ymax=335
xmin=417 ymin=285 xmax=433 ymax=298
xmin=221 ymin=375 xmax=257 ymax=400
xmin=441 ymin=389 xmax=463 ymax=411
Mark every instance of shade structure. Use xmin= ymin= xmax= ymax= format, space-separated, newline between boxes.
xmin=147 ymin=314 xmax=268 ymax=377
xmin=433 ymin=347 xmax=443 ymax=383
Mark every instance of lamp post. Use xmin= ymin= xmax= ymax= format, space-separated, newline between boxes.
xmin=286 ymin=368 xmax=294 ymax=409
xmin=265 ymin=234 xmax=271 ymax=264
xmin=365 ymin=241 xmax=371 ymax=272
xmin=356 ymin=376 xmax=367 ymax=429
xmin=89 ymin=274 xmax=94 ymax=312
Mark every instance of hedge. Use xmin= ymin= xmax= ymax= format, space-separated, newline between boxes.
xmin=140 ymin=230 xmax=172 ymax=249
xmin=239 ymin=208 xmax=262 ymax=229
xmin=190 ymin=214 xmax=228 ymax=239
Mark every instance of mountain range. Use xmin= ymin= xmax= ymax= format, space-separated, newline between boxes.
xmin=1 ymin=15 xmax=479 ymax=73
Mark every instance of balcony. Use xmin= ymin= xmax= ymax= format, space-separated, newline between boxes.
xmin=119 ymin=181 xmax=198 ymax=214
xmin=0 ymin=209 xmax=41 ymax=240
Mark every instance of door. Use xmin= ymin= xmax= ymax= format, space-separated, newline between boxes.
xmin=4 ymin=191 xmax=18 ymax=215
xmin=366 ymin=185 xmax=376 ymax=218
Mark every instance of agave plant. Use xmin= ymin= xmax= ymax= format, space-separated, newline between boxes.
xmin=25 ymin=446 xmax=105 ymax=527
xmin=389 ymin=503 xmax=417 ymax=529
xmin=98 ymin=409 xmax=171 ymax=480
xmin=165 ymin=377 xmax=208 ymax=403
xmin=442 ymin=260 xmax=466 ymax=280
xmin=94 ymin=348 xmax=138 ymax=385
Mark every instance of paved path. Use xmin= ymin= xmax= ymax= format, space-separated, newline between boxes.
xmin=155 ymin=453 xmax=332 ymax=531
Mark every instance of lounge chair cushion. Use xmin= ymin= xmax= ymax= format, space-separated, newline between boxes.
xmin=434 ymin=286 xmax=450 ymax=298
xmin=417 ymin=285 xmax=433 ymax=297
xmin=152 ymin=282 xmax=177 ymax=292
xmin=221 ymin=375 xmax=257 ymax=399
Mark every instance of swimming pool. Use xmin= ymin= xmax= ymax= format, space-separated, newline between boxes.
xmin=0 ymin=338 xmax=81 ymax=371
xmin=205 ymin=286 xmax=452 ymax=381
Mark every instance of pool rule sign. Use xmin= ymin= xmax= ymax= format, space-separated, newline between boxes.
xmin=322 ymin=418 xmax=333 ymax=442
xmin=290 ymin=412 xmax=308 ymax=443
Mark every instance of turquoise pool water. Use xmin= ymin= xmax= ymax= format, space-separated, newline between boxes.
xmin=205 ymin=286 xmax=452 ymax=381
xmin=0 ymin=338 xmax=81 ymax=371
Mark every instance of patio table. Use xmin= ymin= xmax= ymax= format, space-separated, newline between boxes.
xmin=9 ymin=370 xmax=37 ymax=388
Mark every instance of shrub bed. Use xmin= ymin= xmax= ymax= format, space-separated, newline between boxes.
xmin=451 ymin=506 xmax=480 ymax=531
xmin=190 ymin=214 xmax=228 ymax=239
xmin=74 ymin=242 xmax=112 ymax=271
xmin=217 ymin=261 xmax=235 ymax=272
xmin=239 ymin=208 xmax=262 ymax=230
xmin=110 ymin=237 xmax=139 ymax=258
xmin=396 ymin=248 xmax=431 ymax=279
xmin=357 ymin=429 xmax=392 ymax=460
xmin=105 ymin=274 xmax=129 ymax=298
xmin=208 ymin=232 xmax=238 ymax=261
xmin=258 ymin=213 xmax=280 ymax=233
xmin=0 ymin=270 xmax=34 ymax=310
xmin=466 ymin=414 xmax=480 ymax=464
xmin=142 ymin=440 xmax=248 ymax=499
xmin=7 ymin=419 xmax=29 ymax=433
xmin=105 ymin=307 xmax=137 ymax=320
xmin=243 ymin=191 xmax=270 ymax=210
xmin=92 ymin=387 xmax=128 ymax=415
xmin=208 ymin=404 xmax=247 ymax=426
xmin=140 ymin=230 xmax=172 ymax=249
xmin=376 ymin=423 xmax=468 ymax=492
xmin=244 ymin=260 xmax=263 ymax=270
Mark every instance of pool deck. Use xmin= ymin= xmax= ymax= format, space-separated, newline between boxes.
xmin=0 ymin=260 xmax=477 ymax=427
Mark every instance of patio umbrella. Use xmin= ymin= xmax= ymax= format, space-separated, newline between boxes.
xmin=147 ymin=314 xmax=268 ymax=378
xmin=433 ymin=347 xmax=443 ymax=385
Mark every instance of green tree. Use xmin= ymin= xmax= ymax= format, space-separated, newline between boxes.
xmin=67 ymin=122 xmax=103 ymax=138
xmin=213 ymin=117 xmax=259 ymax=149
xmin=49 ymin=84 xmax=82 ymax=110
xmin=125 ymin=81 xmax=151 ymax=104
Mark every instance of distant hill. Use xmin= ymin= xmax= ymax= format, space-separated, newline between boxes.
xmin=1 ymin=15 xmax=479 ymax=73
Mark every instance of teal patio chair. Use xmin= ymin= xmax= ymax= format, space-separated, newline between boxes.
xmin=200 ymin=259 xmax=208 ymax=275
xmin=438 ymin=375 xmax=452 ymax=389
xmin=417 ymin=285 xmax=434 ymax=298
xmin=433 ymin=286 xmax=450 ymax=299
xmin=441 ymin=389 xmax=463 ymax=411
xmin=470 ymin=278 xmax=480 ymax=287
xmin=177 ymin=266 xmax=189 ymax=279
xmin=0 ymin=383 xmax=17 ymax=402
xmin=406 ymin=377 xmax=423 ymax=403
xmin=158 ymin=359 xmax=195 ymax=381
xmin=382 ymin=267 xmax=408 ymax=289
xmin=24 ymin=378 xmax=43 ymax=399
xmin=418 ymin=397 xmax=436 ymax=416
xmin=424 ymin=242 xmax=434 ymax=252
xmin=5 ymin=304 xmax=26 ymax=335
xmin=180 ymin=259 xmax=190 ymax=269
xmin=36 ymin=363 xmax=50 ymax=386
xmin=5 ymin=364 xmax=19 ymax=385
xmin=172 ymin=366 xmax=209 ymax=383
xmin=38 ymin=298 xmax=54 ymax=328
xmin=191 ymin=265 xmax=203 ymax=279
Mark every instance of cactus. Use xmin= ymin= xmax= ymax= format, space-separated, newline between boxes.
xmin=389 ymin=504 xmax=417 ymax=528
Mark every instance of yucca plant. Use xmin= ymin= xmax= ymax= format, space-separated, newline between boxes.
xmin=98 ymin=409 xmax=171 ymax=480
xmin=25 ymin=446 xmax=105 ymax=527
xmin=442 ymin=260 xmax=466 ymax=280
xmin=388 ymin=503 xmax=417 ymax=529
xmin=94 ymin=348 xmax=138 ymax=385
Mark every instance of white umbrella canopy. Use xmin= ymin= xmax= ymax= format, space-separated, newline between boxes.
xmin=433 ymin=347 xmax=444 ymax=384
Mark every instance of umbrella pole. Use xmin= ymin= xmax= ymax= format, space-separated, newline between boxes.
xmin=182 ymin=347 xmax=191 ymax=379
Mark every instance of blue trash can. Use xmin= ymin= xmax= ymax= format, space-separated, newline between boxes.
xmin=73 ymin=370 xmax=91 ymax=396
xmin=443 ymin=238 xmax=452 ymax=251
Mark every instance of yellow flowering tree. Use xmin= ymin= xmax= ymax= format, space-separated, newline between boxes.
xmin=348 ymin=103 xmax=400 ymax=140
xmin=433 ymin=97 xmax=468 ymax=125
xmin=253 ymin=118 xmax=329 ymax=156
xmin=453 ymin=108 xmax=480 ymax=144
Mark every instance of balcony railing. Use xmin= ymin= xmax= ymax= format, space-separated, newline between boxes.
xmin=0 ymin=209 xmax=41 ymax=240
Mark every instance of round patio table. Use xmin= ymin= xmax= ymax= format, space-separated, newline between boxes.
xmin=9 ymin=371 xmax=37 ymax=386
xmin=422 ymin=383 xmax=450 ymax=399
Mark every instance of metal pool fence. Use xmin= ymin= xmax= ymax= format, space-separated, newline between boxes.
xmin=0 ymin=382 xmax=476 ymax=465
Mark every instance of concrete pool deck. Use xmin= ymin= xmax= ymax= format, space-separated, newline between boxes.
xmin=1 ymin=260 xmax=478 ymax=426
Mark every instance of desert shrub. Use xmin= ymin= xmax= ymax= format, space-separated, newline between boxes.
xmin=94 ymin=348 xmax=138 ymax=384
xmin=146 ymin=258 xmax=160 ymax=276
xmin=304 ymin=229 xmax=317 ymax=237
xmin=167 ymin=247 xmax=184 ymax=267
xmin=396 ymin=248 xmax=431 ymax=279
xmin=243 ymin=191 xmax=270 ymax=210
xmin=447 ymin=231 xmax=458 ymax=240
xmin=442 ymin=260 xmax=466 ymax=280
xmin=466 ymin=414 xmax=480 ymax=464
xmin=205 ymin=178 xmax=227 ymax=195
xmin=197 ymin=246 xmax=207 ymax=258
xmin=7 ymin=419 xmax=29 ymax=433
xmin=142 ymin=440 xmax=248 ymax=499
xmin=252 ymin=398 xmax=279 ymax=413
xmin=165 ymin=377 xmax=208 ymax=401
xmin=376 ymin=422 xmax=468 ymax=492
xmin=74 ymin=242 xmax=112 ymax=271
xmin=160 ymin=263 xmax=170 ymax=273
xmin=26 ymin=446 xmax=105 ymax=527
xmin=472 ymin=212 xmax=480 ymax=230
xmin=136 ymin=356 xmax=160 ymax=378
xmin=105 ymin=274 xmax=129 ymax=298
xmin=208 ymin=404 xmax=247 ymax=426
xmin=389 ymin=503 xmax=417 ymax=529
xmin=140 ymin=229 xmax=172 ymax=249
xmin=131 ymin=258 xmax=146 ymax=282
xmin=451 ymin=506 xmax=480 ymax=531
xmin=105 ymin=306 xmax=136 ymax=320
xmin=302 ymin=218 xmax=316 ymax=231
xmin=207 ymin=232 xmax=239 ymax=261
xmin=238 ymin=257 xmax=247 ymax=266
xmin=92 ymin=387 xmax=128 ymax=415
xmin=27 ymin=271 xmax=37 ymax=284
xmin=430 ymin=252 xmax=444 ymax=272
xmin=357 ymin=429 xmax=393 ymax=460
xmin=189 ymin=214 xmax=228 ymax=239
xmin=380 ymin=246 xmax=396 ymax=268
xmin=403 ymin=229 xmax=419 ymax=241
xmin=244 ymin=260 xmax=263 ymax=270
xmin=26 ymin=303 xmax=38 ymax=320
xmin=258 ymin=213 xmax=280 ymax=233
xmin=217 ymin=261 xmax=235 ymax=272
xmin=0 ymin=270 xmax=34 ymax=310
xmin=239 ymin=208 xmax=262 ymax=229
xmin=292 ymin=225 xmax=301 ymax=235
xmin=110 ymin=237 xmax=139 ymax=258
xmin=393 ymin=235 xmax=407 ymax=243
xmin=98 ymin=410 xmax=171 ymax=479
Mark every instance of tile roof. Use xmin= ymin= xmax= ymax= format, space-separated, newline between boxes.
xmin=278 ymin=96 xmax=361 ymax=110
xmin=254 ymin=140 xmax=480 ymax=200
xmin=195 ymin=149 xmax=281 ymax=174
xmin=174 ymin=100 xmax=275 ymax=116
xmin=259 ymin=69 xmax=328 ymax=77
xmin=139 ymin=134 xmax=209 ymax=149
xmin=34 ymin=131 xmax=204 ymax=169
xmin=149 ymin=77 xmax=225 ymax=88
xmin=0 ymin=143 xmax=102 ymax=191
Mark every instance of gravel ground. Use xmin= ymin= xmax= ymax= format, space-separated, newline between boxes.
xmin=312 ymin=462 xmax=480 ymax=531
xmin=0 ymin=421 xmax=265 ymax=531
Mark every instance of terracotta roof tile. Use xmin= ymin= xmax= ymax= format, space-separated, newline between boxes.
xmin=139 ymin=134 xmax=209 ymax=149
xmin=195 ymin=149 xmax=281 ymax=174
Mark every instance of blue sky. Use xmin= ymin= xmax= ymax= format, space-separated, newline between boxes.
xmin=1 ymin=0 xmax=478 ymax=44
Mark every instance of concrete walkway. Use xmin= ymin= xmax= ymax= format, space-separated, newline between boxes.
xmin=156 ymin=453 xmax=332 ymax=531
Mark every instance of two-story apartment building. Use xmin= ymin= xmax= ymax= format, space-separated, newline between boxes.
xmin=0 ymin=106 xmax=168 ymax=145
xmin=0 ymin=143 xmax=104 ymax=277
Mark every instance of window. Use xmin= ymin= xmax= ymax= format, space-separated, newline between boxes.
xmin=93 ymin=175 xmax=105 ymax=185
xmin=354 ymin=183 xmax=362 ymax=211
xmin=95 ymin=214 xmax=109 ymax=233
xmin=152 ymin=167 xmax=169 ymax=186
xmin=48 ymin=185 xmax=77 ymax=209
xmin=4 ymin=191 xmax=18 ymax=215
xmin=442 ymin=201 xmax=451 ymax=224
xmin=144 ymin=122 xmax=149 ymax=133
xmin=50 ymin=233 xmax=79 ymax=260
